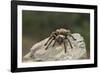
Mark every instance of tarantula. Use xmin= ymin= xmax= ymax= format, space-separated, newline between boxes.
xmin=44 ymin=28 xmax=76 ymax=53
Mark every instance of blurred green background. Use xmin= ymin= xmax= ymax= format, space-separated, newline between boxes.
xmin=22 ymin=10 xmax=90 ymax=60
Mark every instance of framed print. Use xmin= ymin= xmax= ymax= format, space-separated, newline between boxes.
xmin=11 ymin=1 xmax=97 ymax=72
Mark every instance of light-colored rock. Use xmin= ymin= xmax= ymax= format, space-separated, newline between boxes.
xmin=24 ymin=33 xmax=87 ymax=62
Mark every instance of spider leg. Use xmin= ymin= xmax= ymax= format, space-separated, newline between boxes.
xmin=63 ymin=40 xmax=67 ymax=53
xmin=45 ymin=38 xmax=54 ymax=50
xmin=44 ymin=36 xmax=53 ymax=46
xmin=67 ymin=38 xmax=73 ymax=49
xmin=52 ymin=39 xmax=56 ymax=47
xmin=69 ymin=34 xmax=76 ymax=40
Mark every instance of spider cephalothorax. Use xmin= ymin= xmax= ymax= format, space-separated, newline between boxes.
xmin=44 ymin=28 xmax=76 ymax=53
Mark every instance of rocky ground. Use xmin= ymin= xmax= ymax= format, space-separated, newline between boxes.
xmin=23 ymin=33 xmax=87 ymax=62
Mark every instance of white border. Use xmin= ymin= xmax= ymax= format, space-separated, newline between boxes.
xmin=17 ymin=5 xmax=94 ymax=68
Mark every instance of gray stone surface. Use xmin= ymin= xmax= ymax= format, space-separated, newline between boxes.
xmin=24 ymin=33 xmax=87 ymax=62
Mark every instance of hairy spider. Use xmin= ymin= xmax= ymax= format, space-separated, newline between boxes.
xmin=44 ymin=28 xmax=76 ymax=53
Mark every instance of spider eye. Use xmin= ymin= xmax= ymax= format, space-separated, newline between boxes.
xmin=55 ymin=32 xmax=58 ymax=36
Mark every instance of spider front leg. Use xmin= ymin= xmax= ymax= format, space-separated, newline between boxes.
xmin=69 ymin=33 xmax=76 ymax=40
xmin=67 ymin=37 xmax=73 ymax=49
xmin=52 ymin=39 xmax=57 ymax=47
xmin=63 ymin=40 xmax=67 ymax=53
xmin=44 ymin=32 xmax=56 ymax=46
xmin=45 ymin=38 xmax=54 ymax=50
xmin=44 ymin=36 xmax=52 ymax=46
